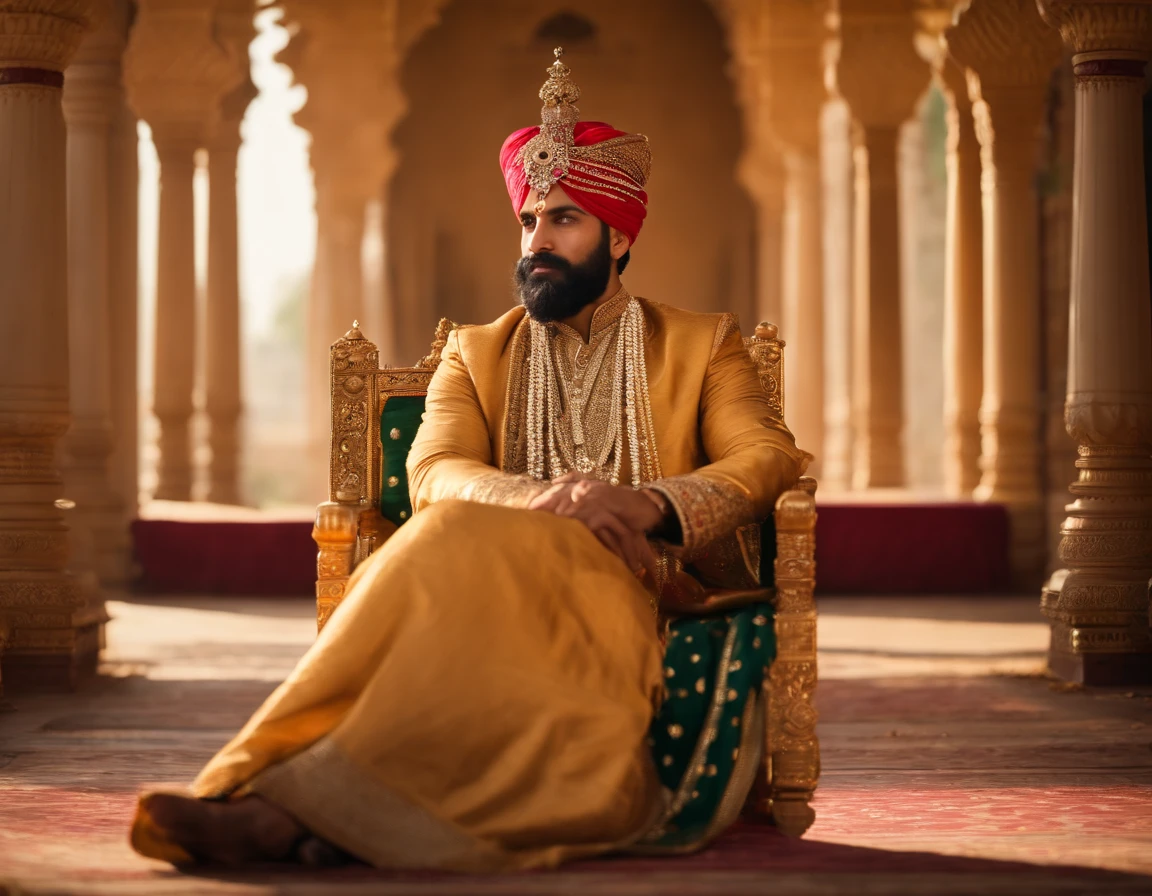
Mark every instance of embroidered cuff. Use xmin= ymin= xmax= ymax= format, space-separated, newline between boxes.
xmin=459 ymin=472 xmax=549 ymax=509
xmin=647 ymin=475 xmax=756 ymax=555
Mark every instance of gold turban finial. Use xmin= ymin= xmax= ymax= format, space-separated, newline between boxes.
xmin=521 ymin=46 xmax=582 ymax=202
xmin=517 ymin=46 xmax=652 ymax=215
xmin=539 ymin=47 xmax=580 ymax=110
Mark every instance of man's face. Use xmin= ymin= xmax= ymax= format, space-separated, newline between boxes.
xmin=514 ymin=184 xmax=620 ymax=323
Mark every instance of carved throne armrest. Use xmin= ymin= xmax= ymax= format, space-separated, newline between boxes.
xmin=314 ymin=502 xmax=358 ymax=631
xmin=764 ymin=486 xmax=819 ymax=835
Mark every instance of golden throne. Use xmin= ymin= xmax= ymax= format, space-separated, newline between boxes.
xmin=313 ymin=319 xmax=819 ymax=835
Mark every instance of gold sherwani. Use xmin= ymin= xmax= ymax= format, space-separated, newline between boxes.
xmin=186 ymin=293 xmax=807 ymax=872
xmin=409 ymin=291 xmax=808 ymax=601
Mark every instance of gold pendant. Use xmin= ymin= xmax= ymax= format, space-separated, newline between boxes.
xmin=575 ymin=452 xmax=595 ymax=474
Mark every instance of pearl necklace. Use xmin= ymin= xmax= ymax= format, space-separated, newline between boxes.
xmin=525 ymin=295 xmax=662 ymax=487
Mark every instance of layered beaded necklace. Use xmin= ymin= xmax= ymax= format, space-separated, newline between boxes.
xmin=525 ymin=292 xmax=662 ymax=487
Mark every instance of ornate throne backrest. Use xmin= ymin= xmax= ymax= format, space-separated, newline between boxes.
xmin=328 ymin=319 xmax=454 ymax=544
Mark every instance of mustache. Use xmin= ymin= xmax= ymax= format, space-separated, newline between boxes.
xmin=515 ymin=253 xmax=573 ymax=281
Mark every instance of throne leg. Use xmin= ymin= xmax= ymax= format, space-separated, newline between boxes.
xmin=764 ymin=488 xmax=820 ymax=836
xmin=313 ymin=502 xmax=358 ymax=631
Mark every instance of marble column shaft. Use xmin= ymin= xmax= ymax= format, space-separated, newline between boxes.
xmin=0 ymin=0 xmax=103 ymax=691
xmin=947 ymin=0 xmax=1064 ymax=585
xmin=205 ymin=135 xmax=243 ymax=505
xmin=820 ymin=94 xmax=855 ymax=493
xmin=940 ymin=61 xmax=984 ymax=497
xmin=1038 ymin=0 xmax=1152 ymax=684
xmin=742 ymin=155 xmax=786 ymax=331
xmin=63 ymin=9 xmax=129 ymax=584
xmin=850 ymin=123 xmax=906 ymax=489
xmin=834 ymin=2 xmax=928 ymax=490
xmin=151 ymin=136 xmax=198 ymax=501
xmin=204 ymin=1 xmax=257 ymax=506
xmin=107 ymin=96 xmax=138 ymax=527
xmin=782 ymin=151 xmax=826 ymax=468
xmin=123 ymin=0 xmax=242 ymax=503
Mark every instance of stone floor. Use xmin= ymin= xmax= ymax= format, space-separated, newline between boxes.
xmin=1 ymin=593 xmax=1151 ymax=895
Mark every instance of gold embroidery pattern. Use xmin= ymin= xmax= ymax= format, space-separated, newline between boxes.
xmin=519 ymin=49 xmax=651 ymax=204
xmin=689 ymin=526 xmax=760 ymax=590
xmin=711 ymin=313 xmax=741 ymax=361
xmin=249 ymin=737 xmax=509 ymax=872
xmin=460 ymin=472 xmax=549 ymax=509
xmin=648 ymin=475 xmax=756 ymax=554
xmin=521 ymin=289 xmax=662 ymax=487
xmin=502 ymin=316 xmax=533 ymax=475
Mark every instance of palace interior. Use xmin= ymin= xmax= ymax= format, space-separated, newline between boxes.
xmin=2 ymin=0 xmax=1152 ymax=893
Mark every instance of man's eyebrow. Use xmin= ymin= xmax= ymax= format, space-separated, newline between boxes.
xmin=519 ymin=205 xmax=588 ymax=219
xmin=544 ymin=205 xmax=587 ymax=217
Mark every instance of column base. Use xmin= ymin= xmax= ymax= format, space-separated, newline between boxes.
xmin=0 ymin=573 xmax=108 ymax=692
xmin=1042 ymin=568 xmax=1152 ymax=686
xmin=1047 ymin=647 xmax=1152 ymax=686
xmin=1 ymin=608 xmax=106 ymax=691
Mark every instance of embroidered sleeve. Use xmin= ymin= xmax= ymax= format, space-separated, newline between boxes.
xmin=458 ymin=472 xmax=549 ymax=509
xmin=646 ymin=474 xmax=757 ymax=555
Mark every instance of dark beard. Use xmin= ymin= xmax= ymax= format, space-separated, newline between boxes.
xmin=513 ymin=228 xmax=613 ymax=323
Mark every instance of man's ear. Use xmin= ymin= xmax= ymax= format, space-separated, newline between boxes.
xmin=609 ymin=227 xmax=632 ymax=261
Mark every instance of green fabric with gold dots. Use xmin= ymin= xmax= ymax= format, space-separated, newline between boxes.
xmin=379 ymin=396 xmax=425 ymax=527
xmin=642 ymin=603 xmax=777 ymax=850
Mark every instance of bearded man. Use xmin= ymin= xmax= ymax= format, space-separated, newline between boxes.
xmin=130 ymin=49 xmax=810 ymax=872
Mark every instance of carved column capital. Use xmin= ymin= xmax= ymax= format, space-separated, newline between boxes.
xmin=209 ymin=0 xmax=257 ymax=150
xmin=1038 ymin=0 xmax=1152 ymax=59
xmin=946 ymin=0 xmax=1064 ymax=167
xmin=0 ymin=0 xmax=98 ymax=71
xmin=279 ymin=0 xmax=405 ymax=202
xmin=760 ymin=0 xmax=828 ymax=155
xmin=945 ymin=0 xmax=1065 ymax=88
xmin=833 ymin=0 xmax=931 ymax=128
xmin=123 ymin=0 xmax=242 ymax=146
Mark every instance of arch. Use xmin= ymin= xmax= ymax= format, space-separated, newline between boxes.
xmin=387 ymin=0 xmax=754 ymax=357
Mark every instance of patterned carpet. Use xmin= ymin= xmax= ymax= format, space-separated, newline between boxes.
xmin=1 ymin=595 xmax=1150 ymax=895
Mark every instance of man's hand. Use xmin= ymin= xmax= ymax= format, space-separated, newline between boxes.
xmin=527 ymin=473 xmax=668 ymax=580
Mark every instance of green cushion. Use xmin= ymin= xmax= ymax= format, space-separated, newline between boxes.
xmin=379 ymin=395 xmax=426 ymax=527
xmin=644 ymin=602 xmax=777 ymax=850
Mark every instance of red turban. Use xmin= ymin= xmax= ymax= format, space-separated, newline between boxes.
xmin=500 ymin=121 xmax=650 ymax=245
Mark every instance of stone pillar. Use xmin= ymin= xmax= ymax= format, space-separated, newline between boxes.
xmin=946 ymin=0 xmax=1063 ymax=585
xmin=0 ymin=0 xmax=103 ymax=691
xmin=123 ymin=0 xmax=241 ymax=502
xmin=939 ymin=57 xmax=984 ymax=497
xmin=917 ymin=7 xmax=985 ymax=497
xmin=1037 ymin=0 xmax=1152 ymax=684
xmin=278 ymin=0 xmax=407 ymax=484
xmin=205 ymin=0 xmax=256 ymax=505
xmin=739 ymin=150 xmax=786 ymax=336
xmin=62 ymin=0 xmax=129 ymax=585
xmin=1042 ymin=63 xmax=1079 ymax=575
xmin=761 ymin=0 xmax=827 ymax=472
xmin=107 ymin=93 xmax=139 ymax=527
xmin=717 ymin=1 xmax=786 ymax=344
xmin=820 ymin=37 xmax=855 ymax=493
xmin=834 ymin=1 xmax=929 ymax=489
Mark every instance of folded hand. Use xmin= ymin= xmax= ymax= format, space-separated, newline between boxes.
xmin=528 ymin=473 xmax=665 ymax=581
